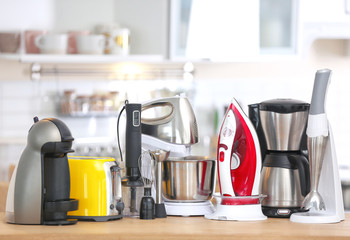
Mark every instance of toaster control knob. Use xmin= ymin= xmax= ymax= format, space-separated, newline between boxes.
xmin=110 ymin=204 xmax=114 ymax=210
xmin=116 ymin=201 xmax=125 ymax=213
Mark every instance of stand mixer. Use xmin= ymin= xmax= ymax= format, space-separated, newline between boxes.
xmin=141 ymin=96 xmax=216 ymax=216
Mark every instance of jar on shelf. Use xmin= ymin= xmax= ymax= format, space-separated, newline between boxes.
xmin=101 ymin=95 xmax=114 ymax=113
xmin=109 ymin=91 xmax=120 ymax=112
xmin=61 ymin=90 xmax=76 ymax=115
xmin=90 ymin=94 xmax=104 ymax=113
xmin=75 ymin=95 xmax=90 ymax=115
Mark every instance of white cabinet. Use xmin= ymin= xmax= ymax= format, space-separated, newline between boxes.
xmin=300 ymin=0 xmax=350 ymax=23
xmin=170 ymin=0 xmax=260 ymax=61
xmin=299 ymin=0 xmax=350 ymax=53
xmin=170 ymin=0 xmax=300 ymax=61
xmin=170 ymin=0 xmax=350 ymax=61
xmin=2 ymin=0 xmax=350 ymax=62
xmin=260 ymin=0 xmax=298 ymax=55
xmin=0 ymin=0 xmax=168 ymax=58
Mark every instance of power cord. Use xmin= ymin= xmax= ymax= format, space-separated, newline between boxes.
xmin=117 ymin=100 xmax=128 ymax=162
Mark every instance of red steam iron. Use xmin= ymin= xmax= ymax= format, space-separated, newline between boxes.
xmin=205 ymin=98 xmax=266 ymax=221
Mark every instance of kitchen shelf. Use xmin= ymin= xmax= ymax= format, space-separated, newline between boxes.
xmin=59 ymin=112 xmax=119 ymax=118
xmin=0 ymin=54 xmax=164 ymax=63
xmin=0 ymin=53 xmax=194 ymax=80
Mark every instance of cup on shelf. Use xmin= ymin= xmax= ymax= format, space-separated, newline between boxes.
xmin=34 ymin=34 xmax=68 ymax=54
xmin=24 ymin=30 xmax=47 ymax=54
xmin=109 ymin=28 xmax=130 ymax=56
xmin=0 ymin=32 xmax=21 ymax=53
xmin=76 ymin=34 xmax=106 ymax=55
xmin=68 ymin=30 xmax=90 ymax=54
xmin=94 ymin=23 xmax=121 ymax=54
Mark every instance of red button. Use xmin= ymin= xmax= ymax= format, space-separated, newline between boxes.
xmin=219 ymin=151 xmax=225 ymax=162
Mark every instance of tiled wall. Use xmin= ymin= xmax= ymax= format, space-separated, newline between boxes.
xmin=0 ymin=77 xmax=193 ymax=181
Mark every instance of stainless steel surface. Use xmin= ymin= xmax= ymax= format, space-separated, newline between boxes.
xmin=156 ymin=162 xmax=162 ymax=204
xmin=107 ymin=162 xmax=123 ymax=216
xmin=302 ymin=135 xmax=328 ymax=211
xmin=150 ymin=150 xmax=170 ymax=204
xmin=341 ymin=182 xmax=350 ymax=210
xmin=121 ymin=185 xmax=144 ymax=216
xmin=141 ymin=96 xmax=198 ymax=145
xmin=139 ymin=151 xmax=156 ymax=188
xmin=260 ymin=167 xmax=303 ymax=207
xmin=161 ymin=156 xmax=216 ymax=202
xmin=260 ymin=111 xmax=308 ymax=151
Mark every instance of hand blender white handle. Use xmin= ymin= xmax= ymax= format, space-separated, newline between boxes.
xmin=307 ymin=69 xmax=331 ymax=138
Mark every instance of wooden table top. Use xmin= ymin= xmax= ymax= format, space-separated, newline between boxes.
xmin=0 ymin=212 xmax=350 ymax=240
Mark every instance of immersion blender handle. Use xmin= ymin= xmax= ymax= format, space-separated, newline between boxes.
xmin=125 ymin=103 xmax=142 ymax=181
xmin=307 ymin=69 xmax=331 ymax=138
xmin=309 ymin=69 xmax=331 ymax=115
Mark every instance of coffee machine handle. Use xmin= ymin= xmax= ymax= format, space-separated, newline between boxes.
xmin=296 ymin=156 xmax=310 ymax=197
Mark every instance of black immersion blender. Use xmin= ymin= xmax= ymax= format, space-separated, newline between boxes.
xmin=121 ymin=101 xmax=143 ymax=215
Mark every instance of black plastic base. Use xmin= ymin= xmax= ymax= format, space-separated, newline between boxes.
xmin=68 ymin=214 xmax=123 ymax=222
xmin=262 ymin=206 xmax=307 ymax=218
xmin=140 ymin=196 xmax=155 ymax=220
xmin=121 ymin=178 xmax=144 ymax=187
xmin=44 ymin=198 xmax=79 ymax=225
xmin=155 ymin=203 xmax=167 ymax=218
xmin=44 ymin=219 xmax=78 ymax=225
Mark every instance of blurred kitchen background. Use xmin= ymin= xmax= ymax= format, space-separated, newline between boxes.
xmin=1 ymin=0 xmax=350 ymax=206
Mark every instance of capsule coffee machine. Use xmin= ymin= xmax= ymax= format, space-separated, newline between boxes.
xmin=6 ymin=117 xmax=78 ymax=225
xmin=250 ymin=99 xmax=310 ymax=218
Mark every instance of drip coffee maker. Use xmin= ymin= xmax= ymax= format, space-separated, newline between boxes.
xmin=252 ymin=99 xmax=310 ymax=218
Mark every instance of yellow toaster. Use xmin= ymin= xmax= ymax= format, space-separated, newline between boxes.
xmin=68 ymin=156 xmax=124 ymax=221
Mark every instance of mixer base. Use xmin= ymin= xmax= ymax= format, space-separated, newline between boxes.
xmin=205 ymin=203 xmax=267 ymax=221
xmin=164 ymin=201 xmax=214 ymax=217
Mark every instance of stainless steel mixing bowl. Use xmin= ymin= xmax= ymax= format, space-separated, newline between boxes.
xmin=161 ymin=156 xmax=216 ymax=202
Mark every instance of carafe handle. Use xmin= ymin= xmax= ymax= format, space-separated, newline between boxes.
xmin=295 ymin=155 xmax=310 ymax=197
